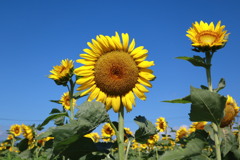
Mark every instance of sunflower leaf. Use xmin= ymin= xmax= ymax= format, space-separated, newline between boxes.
xmin=160 ymin=138 xmax=205 ymax=160
xmin=176 ymin=56 xmax=207 ymax=68
xmin=134 ymin=116 xmax=157 ymax=144
xmin=214 ymin=78 xmax=226 ymax=92
xmin=38 ymin=112 xmax=69 ymax=128
xmin=162 ymin=95 xmax=191 ymax=104
xmin=189 ymin=86 xmax=226 ymax=124
xmin=220 ymin=126 xmax=237 ymax=156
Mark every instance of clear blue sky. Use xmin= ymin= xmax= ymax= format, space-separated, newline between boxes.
xmin=1 ymin=0 xmax=240 ymax=139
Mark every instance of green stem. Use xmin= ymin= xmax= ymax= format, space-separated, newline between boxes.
xmin=118 ymin=105 xmax=125 ymax=160
xmin=155 ymin=147 xmax=159 ymax=160
xmin=205 ymin=51 xmax=221 ymax=160
xmin=125 ymin=141 xmax=131 ymax=160
xmin=68 ymin=79 xmax=75 ymax=121
xmin=212 ymin=123 xmax=221 ymax=160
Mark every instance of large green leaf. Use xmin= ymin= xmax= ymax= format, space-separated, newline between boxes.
xmin=160 ymin=138 xmax=205 ymax=160
xmin=134 ymin=116 xmax=157 ymax=144
xmin=38 ymin=112 xmax=68 ymax=128
xmin=220 ymin=127 xmax=236 ymax=157
xmin=52 ymin=101 xmax=109 ymax=158
xmin=176 ymin=56 xmax=207 ymax=68
xmin=162 ymin=95 xmax=191 ymax=104
xmin=189 ymin=87 xmax=226 ymax=124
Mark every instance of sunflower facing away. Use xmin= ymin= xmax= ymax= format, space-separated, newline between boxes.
xmin=74 ymin=32 xmax=155 ymax=112
xmin=189 ymin=121 xmax=208 ymax=133
xmin=9 ymin=124 xmax=22 ymax=137
xmin=220 ymin=95 xmax=239 ymax=128
xmin=84 ymin=132 xmax=100 ymax=143
xmin=49 ymin=59 xmax=74 ymax=85
xmin=155 ymin=117 xmax=167 ymax=132
xmin=186 ymin=21 xmax=229 ymax=51
xmin=175 ymin=126 xmax=188 ymax=142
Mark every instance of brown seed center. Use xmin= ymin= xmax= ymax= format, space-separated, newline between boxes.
xmin=94 ymin=51 xmax=139 ymax=96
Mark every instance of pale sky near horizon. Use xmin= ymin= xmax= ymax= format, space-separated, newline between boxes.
xmin=1 ymin=0 xmax=240 ymax=140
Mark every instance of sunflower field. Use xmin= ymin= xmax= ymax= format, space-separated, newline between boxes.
xmin=0 ymin=21 xmax=239 ymax=160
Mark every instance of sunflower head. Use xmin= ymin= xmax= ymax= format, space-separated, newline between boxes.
xmin=101 ymin=123 xmax=115 ymax=141
xmin=147 ymin=134 xmax=159 ymax=145
xmin=74 ymin=32 xmax=155 ymax=112
xmin=49 ymin=59 xmax=74 ymax=86
xmin=60 ymin=92 xmax=76 ymax=110
xmin=155 ymin=117 xmax=167 ymax=132
xmin=9 ymin=124 xmax=22 ymax=137
xmin=189 ymin=121 xmax=208 ymax=133
xmin=21 ymin=124 xmax=34 ymax=140
xmin=220 ymin=95 xmax=239 ymax=128
xmin=186 ymin=21 xmax=229 ymax=52
xmin=175 ymin=126 xmax=188 ymax=142
xmin=84 ymin=132 xmax=100 ymax=143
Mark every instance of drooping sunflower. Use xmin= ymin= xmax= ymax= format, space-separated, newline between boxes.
xmin=74 ymin=32 xmax=155 ymax=112
xmin=9 ymin=124 xmax=22 ymax=137
xmin=220 ymin=95 xmax=239 ymax=128
xmin=60 ymin=92 xmax=76 ymax=110
xmin=84 ymin=132 xmax=100 ymax=143
xmin=155 ymin=117 xmax=167 ymax=132
xmin=21 ymin=124 xmax=34 ymax=140
xmin=49 ymin=59 xmax=74 ymax=85
xmin=175 ymin=126 xmax=188 ymax=142
xmin=189 ymin=121 xmax=208 ymax=133
xmin=186 ymin=21 xmax=229 ymax=51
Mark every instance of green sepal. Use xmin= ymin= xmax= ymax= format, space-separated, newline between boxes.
xmin=162 ymin=95 xmax=191 ymax=104
xmin=189 ymin=86 xmax=226 ymax=124
xmin=134 ymin=116 xmax=157 ymax=144
xmin=176 ymin=56 xmax=207 ymax=68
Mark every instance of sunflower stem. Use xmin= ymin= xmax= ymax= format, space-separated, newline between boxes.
xmin=69 ymin=79 xmax=75 ymax=121
xmin=205 ymin=51 xmax=221 ymax=160
xmin=118 ymin=105 xmax=125 ymax=160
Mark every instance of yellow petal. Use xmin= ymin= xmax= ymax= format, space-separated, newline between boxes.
xmin=83 ymin=48 xmax=99 ymax=57
xmin=133 ymin=87 xmax=146 ymax=100
xmin=76 ymin=59 xmax=95 ymax=65
xmin=133 ymin=49 xmax=148 ymax=59
xmin=80 ymin=84 xmax=96 ymax=97
xmin=105 ymin=96 xmax=112 ymax=110
xmin=126 ymin=91 xmax=136 ymax=106
xmin=122 ymin=95 xmax=133 ymax=112
xmin=128 ymin=39 xmax=135 ymax=53
xmin=139 ymin=71 xmax=155 ymax=81
xmin=112 ymin=96 xmax=121 ymax=112
xmin=76 ymin=80 xmax=95 ymax=91
xmin=76 ymin=76 xmax=94 ymax=85
xmin=137 ymin=77 xmax=152 ymax=88
xmin=138 ymin=61 xmax=155 ymax=68
xmin=96 ymin=91 xmax=107 ymax=103
xmin=135 ymin=83 xmax=149 ymax=93
xmin=74 ymin=65 xmax=94 ymax=72
xmin=130 ymin=46 xmax=144 ymax=56
xmin=106 ymin=36 xmax=116 ymax=50
xmin=80 ymin=54 xmax=97 ymax=60
xmin=88 ymin=87 xmax=100 ymax=101
xmin=122 ymin=33 xmax=129 ymax=51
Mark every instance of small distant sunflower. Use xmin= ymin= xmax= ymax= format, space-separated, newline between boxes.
xmin=49 ymin=59 xmax=74 ymax=85
xmin=147 ymin=134 xmax=159 ymax=145
xmin=220 ymin=95 xmax=239 ymax=128
xmin=60 ymin=92 xmax=76 ymax=110
xmin=74 ymin=32 xmax=155 ymax=112
xmin=84 ymin=132 xmax=100 ymax=142
xmin=101 ymin=123 xmax=115 ymax=141
xmin=175 ymin=126 xmax=188 ymax=142
xmin=189 ymin=121 xmax=208 ymax=133
xmin=155 ymin=117 xmax=167 ymax=132
xmin=9 ymin=124 xmax=22 ymax=137
xmin=21 ymin=124 xmax=34 ymax=140
xmin=186 ymin=21 xmax=229 ymax=52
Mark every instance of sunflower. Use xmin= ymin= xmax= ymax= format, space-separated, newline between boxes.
xmin=60 ymin=92 xmax=76 ymax=110
xmin=175 ymin=126 xmax=188 ymax=142
xmin=101 ymin=123 xmax=115 ymax=141
xmin=9 ymin=124 xmax=22 ymax=137
xmin=84 ymin=132 xmax=100 ymax=142
xmin=155 ymin=117 xmax=167 ymax=132
xmin=186 ymin=21 xmax=229 ymax=51
xmin=189 ymin=121 xmax=208 ymax=133
xmin=147 ymin=134 xmax=159 ymax=145
xmin=220 ymin=95 xmax=239 ymax=128
xmin=49 ymin=59 xmax=74 ymax=85
xmin=74 ymin=32 xmax=155 ymax=112
xmin=21 ymin=124 xmax=34 ymax=140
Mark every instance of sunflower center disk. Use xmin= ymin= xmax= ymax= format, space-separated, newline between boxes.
xmin=94 ymin=51 xmax=139 ymax=96
xmin=198 ymin=31 xmax=218 ymax=44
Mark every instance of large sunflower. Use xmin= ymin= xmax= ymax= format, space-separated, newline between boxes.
xmin=74 ymin=32 xmax=155 ymax=112
xmin=186 ymin=21 xmax=229 ymax=50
